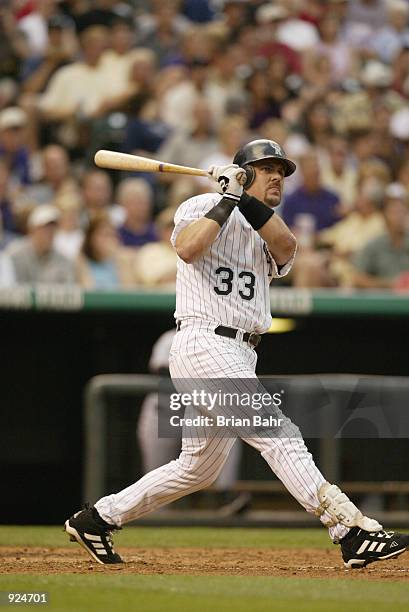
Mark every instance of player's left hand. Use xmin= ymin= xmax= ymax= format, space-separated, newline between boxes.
xmin=207 ymin=164 xmax=246 ymax=198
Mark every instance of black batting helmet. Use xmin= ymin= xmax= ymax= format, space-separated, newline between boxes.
xmin=233 ymin=139 xmax=296 ymax=189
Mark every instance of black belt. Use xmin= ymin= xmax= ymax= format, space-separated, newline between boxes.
xmin=176 ymin=322 xmax=261 ymax=348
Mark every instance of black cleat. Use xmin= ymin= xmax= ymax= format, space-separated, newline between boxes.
xmin=341 ymin=527 xmax=409 ymax=569
xmin=64 ymin=504 xmax=123 ymax=565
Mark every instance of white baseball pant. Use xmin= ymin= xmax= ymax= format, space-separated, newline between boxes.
xmin=96 ymin=322 xmax=349 ymax=542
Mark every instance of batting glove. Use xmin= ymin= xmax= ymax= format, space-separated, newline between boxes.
xmin=208 ymin=164 xmax=246 ymax=201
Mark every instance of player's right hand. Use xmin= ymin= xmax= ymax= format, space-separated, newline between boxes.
xmin=207 ymin=164 xmax=246 ymax=198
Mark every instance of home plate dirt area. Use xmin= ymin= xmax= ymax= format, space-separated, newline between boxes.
xmin=1 ymin=546 xmax=408 ymax=581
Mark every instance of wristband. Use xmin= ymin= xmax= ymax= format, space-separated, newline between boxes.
xmin=239 ymin=192 xmax=274 ymax=230
xmin=204 ymin=196 xmax=237 ymax=227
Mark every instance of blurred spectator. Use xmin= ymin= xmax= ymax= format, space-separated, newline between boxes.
xmin=302 ymin=101 xmax=333 ymax=149
xmin=319 ymin=134 xmax=358 ymax=210
xmin=0 ymin=250 xmax=15 ymax=287
xmin=320 ymin=177 xmax=386 ymax=286
xmin=281 ymin=149 xmax=341 ymax=238
xmin=133 ymin=207 xmax=176 ymax=288
xmin=370 ymin=0 xmax=409 ymax=64
xmin=161 ymin=55 xmax=229 ymax=132
xmin=7 ymin=204 xmax=75 ymax=284
xmin=24 ymin=144 xmax=80 ymax=207
xmin=352 ymin=183 xmax=409 ymax=288
xmin=199 ymin=115 xmax=249 ymax=189
xmin=255 ymin=4 xmax=301 ymax=73
xmin=0 ymin=160 xmax=17 ymax=239
xmin=18 ymin=0 xmax=60 ymax=56
xmin=158 ymin=98 xmax=218 ymax=169
xmin=245 ymin=67 xmax=281 ymax=129
xmin=38 ymin=25 xmax=109 ymax=121
xmin=306 ymin=13 xmax=356 ymax=85
xmin=137 ymin=0 xmax=190 ymax=66
xmin=275 ymin=2 xmax=320 ymax=52
xmin=116 ymin=178 xmax=158 ymax=247
xmin=54 ymin=195 xmax=84 ymax=261
xmin=344 ymin=0 xmax=387 ymax=51
xmin=76 ymin=213 xmax=134 ymax=289
xmin=81 ymin=169 xmax=113 ymax=218
xmin=0 ymin=107 xmax=31 ymax=188
xmin=21 ymin=14 xmax=77 ymax=93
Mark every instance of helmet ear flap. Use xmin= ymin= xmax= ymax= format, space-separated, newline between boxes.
xmin=244 ymin=165 xmax=255 ymax=189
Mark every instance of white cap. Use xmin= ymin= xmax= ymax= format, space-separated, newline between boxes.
xmin=28 ymin=205 xmax=60 ymax=229
xmin=360 ymin=61 xmax=392 ymax=88
xmin=256 ymin=3 xmax=289 ymax=24
xmin=390 ymin=107 xmax=409 ymax=140
xmin=0 ymin=106 xmax=27 ymax=130
xmin=385 ymin=182 xmax=408 ymax=200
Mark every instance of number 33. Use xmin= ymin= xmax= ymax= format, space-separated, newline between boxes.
xmin=214 ymin=267 xmax=255 ymax=301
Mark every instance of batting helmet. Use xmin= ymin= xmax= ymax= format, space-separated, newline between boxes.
xmin=233 ymin=139 xmax=296 ymax=189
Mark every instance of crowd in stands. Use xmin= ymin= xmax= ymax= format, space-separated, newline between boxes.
xmin=0 ymin=0 xmax=409 ymax=291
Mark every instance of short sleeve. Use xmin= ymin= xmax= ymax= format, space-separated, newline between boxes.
xmin=170 ymin=194 xmax=221 ymax=247
xmin=267 ymin=243 xmax=297 ymax=279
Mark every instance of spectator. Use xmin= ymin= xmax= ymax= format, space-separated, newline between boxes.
xmin=18 ymin=0 xmax=60 ymax=56
xmin=255 ymin=4 xmax=301 ymax=74
xmin=320 ymin=177 xmax=386 ymax=286
xmin=137 ymin=0 xmax=190 ymax=66
xmin=158 ymin=98 xmax=218 ymax=170
xmin=24 ymin=144 xmax=80 ymax=207
xmin=0 ymin=107 xmax=31 ymax=189
xmin=76 ymin=213 xmax=134 ymax=289
xmin=352 ymin=183 xmax=409 ymax=288
xmin=54 ymin=195 xmax=84 ymax=261
xmin=199 ymin=115 xmax=249 ymax=190
xmin=245 ymin=68 xmax=281 ymax=130
xmin=133 ymin=207 xmax=176 ymax=288
xmin=81 ymin=170 xmax=113 ymax=219
xmin=370 ymin=0 xmax=409 ymax=64
xmin=320 ymin=134 xmax=358 ymax=210
xmin=21 ymin=14 xmax=78 ymax=92
xmin=116 ymin=178 xmax=158 ymax=248
xmin=38 ymin=25 xmax=110 ymax=121
xmin=7 ymin=204 xmax=75 ymax=284
xmin=0 ymin=250 xmax=15 ymax=287
xmin=0 ymin=160 xmax=17 ymax=238
xmin=281 ymin=149 xmax=341 ymax=236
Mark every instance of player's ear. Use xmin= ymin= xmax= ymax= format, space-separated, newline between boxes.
xmin=243 ymin=165 xmax=255 ymax=190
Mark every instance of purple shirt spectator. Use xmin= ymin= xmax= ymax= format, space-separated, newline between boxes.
xmin=118 ymin=222 xmax=158 ymax=248
xmin=282 ymin=186 xmax=340 ymax=231
xmin=0 ymin=146 xmax=31 ymax=187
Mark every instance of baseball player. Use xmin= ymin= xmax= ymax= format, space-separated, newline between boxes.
xmin=65 ymin=139 xmax=409 ymax=569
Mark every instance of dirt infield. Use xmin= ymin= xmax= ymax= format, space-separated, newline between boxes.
xmin=1 ymin=547 xmax=408 ymax=581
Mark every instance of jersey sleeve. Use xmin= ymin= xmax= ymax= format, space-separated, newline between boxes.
xmin=267 ymin=243 xmax=297 ymax=279
xmin=170 ymin=194 xmax=221 ymax=247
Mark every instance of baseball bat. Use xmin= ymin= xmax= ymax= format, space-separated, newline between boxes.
xmin=94 ymin=150 xmax=208 ymax=178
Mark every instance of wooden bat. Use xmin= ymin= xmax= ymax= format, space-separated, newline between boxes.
xmin=94 ymin=150 xmax=208 ymax=178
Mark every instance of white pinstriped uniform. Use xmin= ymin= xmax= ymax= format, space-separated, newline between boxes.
xmin=95 ymin=193 xmax=349 ymax=542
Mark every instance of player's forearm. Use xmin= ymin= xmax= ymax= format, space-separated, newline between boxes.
xmin=238 ymin=193 xmax=296 ymax=265
xmin=258 ymin=215 xmax=297 ymax=265
xmin=175 ymin=218 xmax=221 ymax=263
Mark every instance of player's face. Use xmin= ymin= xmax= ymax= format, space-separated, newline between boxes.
xmin=246 ymin=160 xmax=286 ymax=207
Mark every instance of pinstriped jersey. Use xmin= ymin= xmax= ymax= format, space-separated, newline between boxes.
xmin=171 ymin=193 xmax=294 ymax=334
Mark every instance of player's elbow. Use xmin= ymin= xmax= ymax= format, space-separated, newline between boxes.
xmin=175 ymin=242 xmax=201 ymax=264
xmin=175 ymin=236 xmax=204 ymax=264
xmin=275 ymin=231 xmax=297 ymax=264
